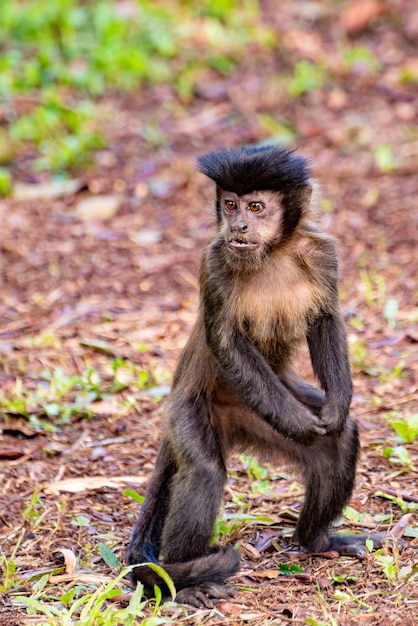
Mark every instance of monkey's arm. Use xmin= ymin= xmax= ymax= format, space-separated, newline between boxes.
xmin=203 ymin=286 xmax=326 ymax=444
xmin=307 ymin=310 xmax=352 ymax=434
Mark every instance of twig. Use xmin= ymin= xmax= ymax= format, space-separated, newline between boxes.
xmin=374 ymin=487 xmax=418 ymax=504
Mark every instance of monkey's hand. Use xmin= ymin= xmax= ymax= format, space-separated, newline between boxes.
xmin=320 ymin=402 xmax=348 ymax=435
xmin=283 ymin=401 xmax=327 ymax=445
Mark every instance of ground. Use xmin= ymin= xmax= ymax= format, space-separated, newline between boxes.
xmin=0 ymin=1 xmax=418 ymax=625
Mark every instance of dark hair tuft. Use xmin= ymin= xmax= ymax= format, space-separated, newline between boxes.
xmin=197 ymin=145 xmax=310 ymax=195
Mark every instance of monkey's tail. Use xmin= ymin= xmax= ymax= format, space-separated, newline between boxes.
xmin=130 ymin=546 xmax=240 ymax=594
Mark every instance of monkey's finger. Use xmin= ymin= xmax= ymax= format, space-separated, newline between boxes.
xmin=310 ymin=420 xmax=327 ymax=436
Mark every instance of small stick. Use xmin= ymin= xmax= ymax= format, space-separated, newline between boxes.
xmin=374 ymin=487 xmax=418 ymax=504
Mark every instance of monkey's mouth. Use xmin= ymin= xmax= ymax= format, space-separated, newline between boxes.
xmin=228 ymin=239 xmax=259 ymax=250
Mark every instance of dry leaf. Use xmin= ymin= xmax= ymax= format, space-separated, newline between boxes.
xmin=44 ymin=475 xmax=147 ymax=494
xmin=250 ymin=569 xmax=279 ymax=579
xmin=255 ymin=528 xmax=280 ymax=552
xmin=49 ymin=573 xmax=112 ymax=584
xmin=217 ymin=601 xmax=243 ymax=615
xmin=76 ymin=195 xmax=121 ymax=220
xmin=391 ymin=513 xmax=414 ymax=538
xmin=239 ymin=613 xmax=264 ymax=620
xmin=59 ymin=549 xmax=77 ymax=574
xmin=240 ymin=543 xmax=261 ymax=561
xmin=340 ymin=0 xmax=384 ymax=35
xmin=13 ymin=179 xmax=84 ymax=201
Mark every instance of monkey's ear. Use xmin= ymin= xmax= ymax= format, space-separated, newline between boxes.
xmin=298 ymin=184 xmax=312 ymax=210
xmin=282 ymin=184 xmax=312 ymax=239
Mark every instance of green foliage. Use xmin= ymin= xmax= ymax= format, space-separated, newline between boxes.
xmin=343 ymin=45 xmax=381 ymax=74
xmin=8 ymin=94 xmax=103 ymax=171
xmin=385 ymin=413 xmax=418 ymax=443
xmin=373 ymin=552 xmax=399 ymax=581
xmin=331 ymin=573 xmax=358 ymax=584
xmin=342 ymin=505 xmax=364 ymax=524
xmin=374 ymin=490 xmax=418 ymax=514
xmin=278 ymin=562 xmax=304 ymax=575
xmin=239 ymin=454 xmax=274 ymax=493
xmin=13 ymin=567 xmax=175 ymax=625
xmin=382 ymin=445 xmax=416 ymax=472
xmin=240 ymin=454 xmax=270 ymax=481
xmin=0 ymin=167 xmax=12 ymax=196
xmin=258 ymin=115 xmax=298 ymax=145
xmin=98 ymin=543 xmax=121 ymax=569
xmin=305 ymin=619 xmax=338 ymax=626
xmin=287 ymin=61 xmax=326 ymax=97
xmin=0 ymin=531 xmax=25 ymax=593
xmin=23 ymin=490 xmax=44 ymax=527
xmin=373 ymin=143 xmax=396 ymax=172
xmin=359 ymin=268 xmax=386 ymax=308
xmin=71 ymin=515 xmax=92 ymax=528
xmin=383 ymin=298 xmax=399 ymax=328
xmin=0 ymin=358 xmax=164 ymax=427
xmin=0 ymin=0 xmax=271 ymax=174
xmin=0 ymin=364 xmax=123 ymax=425
xmin=213 ymin=512 xmax=274 ymax=542
xmin=124 ymin=489 xmax=145 ymax=505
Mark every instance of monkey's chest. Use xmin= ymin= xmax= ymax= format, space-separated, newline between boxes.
xmin=234 ymin=267 xmax=322 ymax=347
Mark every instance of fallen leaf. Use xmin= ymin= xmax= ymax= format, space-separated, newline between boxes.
xmin=255 ymin=529 xmax=280 ymax=552
xmin=406 ymin=327 xmax=418 ymax=343
xmin=217 ymin=601 xmax=243 ymax=615
xmin=340 ymin=0 xmax=384 ymax=36
xmin=80 ymin=338 xmax=116 ymax=355
xmin=131 ymin=229 xmax=163 ymax=245
xmin=0 ymin=446 xmax=26 ymax=460
xmin=88 ymin=398 xmax=122 ymax=416
xmin=391 ymin=514 xmax=414 ymax=538
xmin=317 ymin=576 xmax=333 ymax=590
xmin=44 ymin=475 xmax=147 ymax=494
xmin=241 ymin=542 xmax=261 ymax=561
xmin=13 ymin=179 xmax=84 ymax=201
xmin=239 ymin=613 xmax=264 ymax=620
xmin=59 ymin=548 xmax=77 ymax=574
xmin=76 ymin=195 xmax=121 ymax=220
xmin=49 ymin=573 xmax=112 ymax=584
xmin=250 ymin=569 xmax=279 ymax=579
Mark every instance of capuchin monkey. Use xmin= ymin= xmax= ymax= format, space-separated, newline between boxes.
xmin=127 ymin=145 xmax=393 ymax=607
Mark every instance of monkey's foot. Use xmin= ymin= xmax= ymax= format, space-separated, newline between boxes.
xmin=176 ymin=582 xmax=237 ymax=608
xmin=327 ymin=532 xmax=405 ymax=558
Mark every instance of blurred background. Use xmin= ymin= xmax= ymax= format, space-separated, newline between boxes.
xmin=0 ymin=1 xmax=417 ymax=624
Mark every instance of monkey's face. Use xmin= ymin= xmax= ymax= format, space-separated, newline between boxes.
xmin=218 ymin=190 xmax=284 ymax=263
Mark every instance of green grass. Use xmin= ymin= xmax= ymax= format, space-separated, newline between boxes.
xmin=11 ymin=566 xmax=176 ymax=625
xmin=0 ymin=356 xmax=163 ymax=428
xmin=0 ymin=0 xmax=271 ymax=177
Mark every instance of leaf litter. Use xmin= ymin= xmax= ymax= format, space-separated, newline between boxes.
xmin=0 ymin=1 xmax=418 ymax=624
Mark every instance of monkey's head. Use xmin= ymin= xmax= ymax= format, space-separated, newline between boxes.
xmin=197 ymin=145 xmax=312 ymax=264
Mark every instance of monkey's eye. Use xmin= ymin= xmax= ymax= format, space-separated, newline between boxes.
xmin=248 ymin=202 xmax=264 ymax=212
xmin=225 ymin=200 xmax=237 ymax=211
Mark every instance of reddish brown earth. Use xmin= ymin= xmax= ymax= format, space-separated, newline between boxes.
xmin=1 ymin=1 xmax=417 ymax=624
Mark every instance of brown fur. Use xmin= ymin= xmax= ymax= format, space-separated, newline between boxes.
xmin=127 ymin=146 xmax=366 ymax=607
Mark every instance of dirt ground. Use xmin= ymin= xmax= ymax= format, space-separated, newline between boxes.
xmin=1 ymin=1 xmax=418 ymax=624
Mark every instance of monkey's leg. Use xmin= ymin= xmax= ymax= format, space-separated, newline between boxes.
xmin=159 ymin=398 xmax=239 ymax=605
xmin=162 ymin=460 xmax=240 ymax=607
xmin=292 ymin=416 xmax=360 ymax=553
xmin=292 ymin=417 xmax=404 ymax=556
xmin=127 ymin=438 xmax=177 ymax=569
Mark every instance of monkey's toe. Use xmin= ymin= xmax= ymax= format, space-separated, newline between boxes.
xmin=176 ymin=582 xmax=236 ymax=608
xmin=328 ymin=532 xmax=405 ymax=557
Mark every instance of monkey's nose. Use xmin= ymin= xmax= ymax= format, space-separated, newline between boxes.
xmin=232 ymin=221 xmax=248 ymax=233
